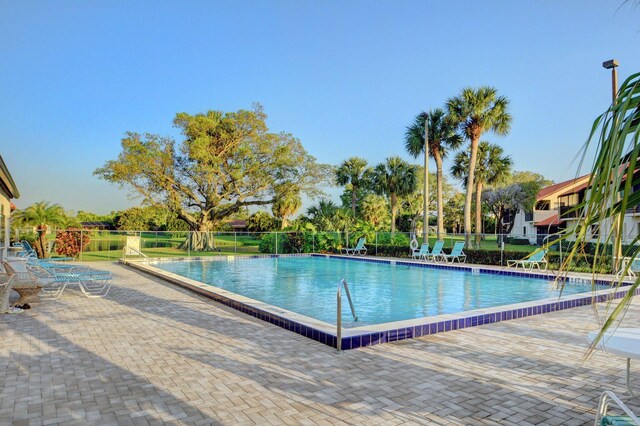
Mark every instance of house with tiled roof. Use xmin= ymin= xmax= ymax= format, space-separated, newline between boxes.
xmin=511 ymin=172 xmax=640 ymax=244
xmin=510 ymin=175 xmax=590 ymax=244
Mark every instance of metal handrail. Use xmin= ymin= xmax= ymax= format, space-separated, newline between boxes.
xmin=337 ymin=279 xmax=358 ymax=351
xmin=121 ymin=246 xmax=148 ymax=260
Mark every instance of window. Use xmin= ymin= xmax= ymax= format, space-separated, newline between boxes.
xmin=523 ymin=226 xmax=526 ymax=237
xmin=536 ymin=200 xmax=550 ymax=211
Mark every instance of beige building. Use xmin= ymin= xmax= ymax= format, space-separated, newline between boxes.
xmin=510 ymin=175 xmax=591 ymax=244
xmin=0 ymin=155 xmax=20 ymax=260
xmin=511 ymin=173 xmax=640 ymax=244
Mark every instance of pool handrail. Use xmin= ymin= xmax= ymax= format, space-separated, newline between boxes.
xmin=337 ymin=278 xmax=358 ymax=351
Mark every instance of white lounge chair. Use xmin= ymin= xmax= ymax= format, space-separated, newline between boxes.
xmin=411 ymin=243 xmax=430 ymax=260
xmin=507 ymin=250 xmax=548 ymax=271
xmin=594 ymin=391 xmax=640 ymax=425
xmin=616 ymin=257 xmax=640 ymax=279
xmin=342 ymin=238 xmax=367 ymax=256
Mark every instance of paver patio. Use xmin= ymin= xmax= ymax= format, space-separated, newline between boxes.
xmin=1 ymin=261 xmax=639 ymax=425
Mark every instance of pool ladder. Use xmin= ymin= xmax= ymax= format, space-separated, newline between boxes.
xmin=337 ymin=279 xmax=358 ymax=351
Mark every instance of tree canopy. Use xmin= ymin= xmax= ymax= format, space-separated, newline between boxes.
xmin=95 ymin=105 xmax=330 ymax=239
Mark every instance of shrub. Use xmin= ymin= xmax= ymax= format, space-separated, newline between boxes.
xmin=55 ymin=229 xmax=90 ymax=258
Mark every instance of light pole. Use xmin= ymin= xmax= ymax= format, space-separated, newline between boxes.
xmin=603 ymin=59 xmax=621 ymax=269
xmin=423 ymin=116 xmax=429 ymax=243
xmin=602 ymin=59 xmax=619 ymax=102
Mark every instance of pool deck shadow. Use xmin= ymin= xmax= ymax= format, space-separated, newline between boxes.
xmin=1 ymin=261 xmax=639 ymax=425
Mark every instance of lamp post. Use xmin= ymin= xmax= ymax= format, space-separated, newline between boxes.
xmin=423 ymin=116 xmax=429 ymax=243
xmin=603 ymin=59 xmax=621 ymax=269
xmin=602 ymin=59 xmax=619 ymax=102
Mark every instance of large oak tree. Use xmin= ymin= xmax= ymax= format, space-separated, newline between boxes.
xmin=95 ymin=105 xmax=329 ymax=250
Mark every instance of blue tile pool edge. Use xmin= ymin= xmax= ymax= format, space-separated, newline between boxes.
xmin=123 ymin=254 xmax=636 ymax=351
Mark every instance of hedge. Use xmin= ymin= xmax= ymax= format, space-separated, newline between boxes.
xmin=370 ymin=246 xmax=613 ymax=273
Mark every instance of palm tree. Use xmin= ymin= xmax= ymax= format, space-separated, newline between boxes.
xmin=14 ymin=201 xmax=68 ymax=258
xmin=306 ymin=199 xmax=355 ymax=232
xmin=446 ymin=87 xmax=512 ymax=245
xmin=335 ymin=157 xmax=371 ymax=216
xmin=372 ymin=157 xmax=418 ymax=234
xmin=405 ymin=109 xmax=463 ymax=240
xmin=452 ymin=142 xmax=512 ymax=244
xmin=272 ymin=193 xmax=302 ymax=229
xmin=360 ymin=194 xmax=390 ymax=229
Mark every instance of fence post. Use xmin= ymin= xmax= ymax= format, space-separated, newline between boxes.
xmin=375 ymin=232 xmax=378 ymax=256
xmin=80 ymin=230 xmax=83 ymax=262
xmin=275 ymin=232 xmax=278 ymax=255
xmin=234 ymin=232 xmax=237 ymax=254
xmin=312 ymin=232 xmax=315 ymax=253
xmin=188 ymin=231 xmax=191 ymax=257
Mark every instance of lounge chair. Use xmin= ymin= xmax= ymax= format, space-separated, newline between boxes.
xmin=616 ymin=257 xmax=640 ymax=279
xmin=411 ymin=243 xmax=430 ymax=260
xmin=507 ymin=250 xmax=548 ymax=272
xmin=342 ymin=238 xmax=367 ymax=256
xmin=23 ymin=262 xmax=113 ymax=299
xmin=424 ymin=240 xmax=445 ymax=262
xmin=594 ymin=391 xmax=640 ymax=426
xmin=20 ymin=240 xmax=74 ymax=262
xmin=440 ymin=241 xmax=467 ymax=264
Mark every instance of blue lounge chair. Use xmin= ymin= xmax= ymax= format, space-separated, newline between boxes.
xmin=507 ymin=250 xmax=548 ymax=271
xmin=411 ymin=243 xmax=430 ymax=260
xmin=342 ymin=238 xmax=367 ymax=256
xmin=440 ymin=241 xmax=466 ymax=263
xmin=25 ymin=262 xmax=113 ymax=299
xmin=594 ymin=391 xmax=639 ymax=426
xmin=21 ymin=240 xmax=74 ymax=262
xmin=425 ymin=240 xmax=445 ymax=262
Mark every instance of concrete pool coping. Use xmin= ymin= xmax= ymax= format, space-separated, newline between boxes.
xmin=122 ymin=253 xmax=638 ymax=350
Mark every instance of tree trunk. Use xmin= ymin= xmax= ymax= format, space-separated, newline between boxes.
xmin=179 ymin=221 xmax=218 ymax=251
xmin=37 ymin=227 xmax=49 ymax=259
xmin=434 ymin=149 xmax=445 ymax=240
xmin=464 ymin=137 xmax=480 ymax=246
xmin=390 ymin=192 xmax=397 ymax=234
xmin=351 ymin=185 xmax=357 ymax=216
xmin=474 ymin=181 xmax=483 ymax=247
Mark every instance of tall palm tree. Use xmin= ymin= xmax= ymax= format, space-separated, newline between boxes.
xmin=452 ymin=142 xmax=512 ymax=243
xmin=372 ymin=157 xmax=418 ymax=234
xmin=405 ymin=109 xmax=463 ymax=240
xmin=335 ymin=157 xmax=371 ymax=216
xmin=272 ymin=192 xmax=302 ymax=229
xmin=14 ymin=201 xmax=68 ymax=258
xmin=447 ymin=87 xmax=512 ymax=245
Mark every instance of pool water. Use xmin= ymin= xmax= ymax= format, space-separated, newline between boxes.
xmin=151 ymin=256 xmax=596 ymax=328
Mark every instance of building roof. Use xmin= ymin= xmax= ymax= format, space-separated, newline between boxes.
xmin=229 ymin=220 xmax=247 ymax=228
xmin=536 ymin=174 xmax=590 ymax=201
xmin=557 ymin=180 xmax=590 ymax=197
xmin=0 ymin=155 xmax=19 ymax=199
xmin=535 ymin=213 xmax=562 ymax=227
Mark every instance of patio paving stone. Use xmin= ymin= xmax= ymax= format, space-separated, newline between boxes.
xmin=1 ymin=261 xmax=639 ymax=425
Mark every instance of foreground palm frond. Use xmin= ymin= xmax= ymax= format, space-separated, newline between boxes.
xmin=557 ymin=72 xmax=640 ymax=353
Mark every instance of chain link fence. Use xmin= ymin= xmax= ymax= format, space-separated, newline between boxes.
xmin=11 ymin=228 xmax=574 ymax=265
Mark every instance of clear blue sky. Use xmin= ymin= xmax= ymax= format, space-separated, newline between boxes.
xmin=1 ymin=1 xmax=639 ymax=214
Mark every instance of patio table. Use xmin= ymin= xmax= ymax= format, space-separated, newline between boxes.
xmin=588 ymin=328 xmax=640 ymax=395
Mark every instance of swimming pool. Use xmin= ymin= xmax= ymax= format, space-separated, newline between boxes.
xmin=128 ymin=254 xmax=628 ymax=350
xmin=150 ymin=256 xmax=594 ymax=328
